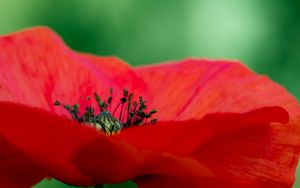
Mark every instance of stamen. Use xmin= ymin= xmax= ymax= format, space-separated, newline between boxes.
xmin=119 ymin=89 xmax=128 ymax=121
xmin=54 ymin=88 xmax=157 ymax=135
xmin=107 ymin=88 xmax=113 ymax=111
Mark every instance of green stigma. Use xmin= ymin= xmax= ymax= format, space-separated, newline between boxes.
xmin=95 ymin=111 xmax=122 ymax=135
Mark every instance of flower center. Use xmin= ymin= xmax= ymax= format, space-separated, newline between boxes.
xmin=54 ymin=89 xmax=157 ymax=135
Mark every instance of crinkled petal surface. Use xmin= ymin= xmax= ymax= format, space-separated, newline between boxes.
xmin=0 ymin=27 xmax=299 ymax=188
xmin=0 ymin=27 xmax=147 ymax=111
xmin=134 ymin=59 xmax=300 ymax=187
xmin=135 ymin=60 xmax=299 ymax=121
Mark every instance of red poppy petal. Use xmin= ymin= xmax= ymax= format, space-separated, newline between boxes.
xmin=0 ymin=136 xmax=46 ymax=188
xmin=0 ymin=27 xmax=147 ymax=113
xmin=1 ymin=101 xmax=211 ymax=186
xmin=73 ymin=141 xmax=213 ymax=184
xmin=121 ymin=107 xmax=297 ymax=187
xmin=116 ymin=106 xmax=289 ymax=156
xmin=134 ymin=59 xmax=299 ymax=121
xmin=73 ymin=106 xmax=297 ymax=187
xmin=134 ymin=59 xmax=300 ymax=187
xmin=0 ymin=102 xmax=104 ymax=186
xmin=192 ymin=120 xmax=298 ymax=187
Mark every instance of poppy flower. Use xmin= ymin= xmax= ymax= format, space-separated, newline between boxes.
xmin=0 ymin=27 xmax=299 ymax=188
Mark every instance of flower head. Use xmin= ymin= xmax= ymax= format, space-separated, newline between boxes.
xmin=0 ymin=27 xmax=299 ymax=188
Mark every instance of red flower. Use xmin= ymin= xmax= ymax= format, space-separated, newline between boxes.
xmin=0 ymin=27 xmax=299 ymax=188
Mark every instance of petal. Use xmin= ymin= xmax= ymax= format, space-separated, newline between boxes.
xmin=0 ymin=27 xmax=147 ymax=112
xmin=1 ymin=101 xmax=210 ymax=186
xmin=134 ymin=59 xmax=300 ymax=187
xmin=128 ymin=107 xmax=297 ymax=187
xmin=115 ymin=106 xmax=289 ymax=156
xmin=73 ymin=140 xmax=213 ymax=184
xmin=192 ymin=119 xmax=298 ymax=187
xmin=0 ymin=136 xmax=46 ymax=188
xmin=134 ymin=59 xmax=299 ymax=121
xmin=73 ymin=106 xmax=297 ymax=187
xmin=0 ymin=102 xmax=101 ymax=186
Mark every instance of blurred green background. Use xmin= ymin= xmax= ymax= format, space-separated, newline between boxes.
xmin=0 ymin=0 xmax=299 ymax=187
